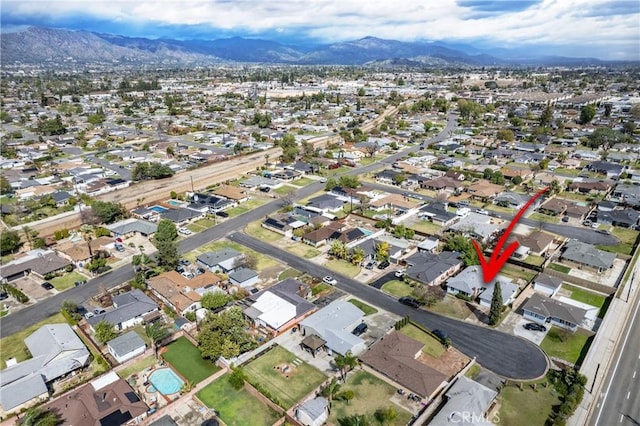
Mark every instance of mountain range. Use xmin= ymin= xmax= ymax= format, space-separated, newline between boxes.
xmin=0 ymin=26 xmax=623 ymax=67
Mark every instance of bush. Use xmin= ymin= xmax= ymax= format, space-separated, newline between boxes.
xmin=228 ymin=368 xmax=246 ymax=390
xmin=455 ymin=292 xmax=473 ymax=302
xmin=0 ymin=284 xmax=29 ymax=303
xmin=184 ymin=311 xmax=196 ymax=322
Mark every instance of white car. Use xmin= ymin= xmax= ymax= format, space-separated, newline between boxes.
xmin=323 ymin=276 xmax=338 ymax=285
xmin=475 ymin=209 xmax=489 ymax=215
xmin=394 ymin=269 xmax=406 ymax=278
xmin=178 ymin=227 xmax=192 ymax=235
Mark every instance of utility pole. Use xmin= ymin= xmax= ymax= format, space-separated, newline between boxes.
xmin=190 ymin=176 xmax=195 ymax=193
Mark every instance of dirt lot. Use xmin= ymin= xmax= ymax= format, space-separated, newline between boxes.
xmin=418 ymin=347 xmax=470 ymax=378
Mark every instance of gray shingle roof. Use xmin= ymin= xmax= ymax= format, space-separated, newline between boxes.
xmin=562 ymin=240 xmax=616 ymax=269
xmin=107 ymin=219 xmax=158 ymax=235
xmin=87 ymin=289 xmax=158 ymax=328
xmin=429 ymin=376 xmax=497 ymax=425
xmin=406 ymin=251 xmax=463 ymax=285
xmin=522 ymin=293 xmax=587 ymax=326
xmin=107 ymin=331 xmax=146 ymax=358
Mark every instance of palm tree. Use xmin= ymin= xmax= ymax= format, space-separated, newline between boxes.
xmin=17 ymin=407 xmax=62 ymax=426
xmin=146 ymin=322 xmax=172 ymax=359
xmin=334 ymin=351 xmax=359 ymax=381
xmin=375 ymin=241 xmax=391 ymax=263
xmin=350 ymin=247 xmax=365 ymax=266
xmin=321 ymin=377 xmax=342 ymax=404
xmin=264 ymin=153 xmax=270 ymax=166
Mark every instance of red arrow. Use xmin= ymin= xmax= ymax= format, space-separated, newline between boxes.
xmin=473 ymin=187 xmax=550 ymax=283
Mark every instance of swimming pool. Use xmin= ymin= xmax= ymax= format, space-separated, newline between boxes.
xmin=149 ymin=205 xmax=168 ymax=213
xmin=148 ymin=368 xmax=184 ymax=395
xmin=167 ymin=200 xmax=182 ymax=207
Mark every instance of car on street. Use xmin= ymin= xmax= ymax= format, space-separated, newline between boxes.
xmin=323 ymin=276 xmax=338 ymax=285
xmin=94 ymin=308 xmax=106 ymax=315
xmin=74 ymin=279 xmax=87 ymax=287
xmin=178 ymin=227 xmax=192 ymax=235
xmin=475 ymin=209 xmax=489 ymax=215
xmin=319 ymin=177 xmax=327 ymax=183
xmin=394 ymin=269 xmax=406 ymax=278
xmin=398 ymin=296 xmax=420 ymax=308
xmin=596 ymin=229 xmax=611 ymax=235
xmin=524 ymin=322 xmax=547 ymax=332
xmin=41 ymin=282 xmax=54 ymax=290
xmin=352 ymin=322 xmax=368 ymax=336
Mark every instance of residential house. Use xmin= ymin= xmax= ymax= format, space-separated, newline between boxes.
xmin=445 ymin=266 xmax=512 ymax=301
xmin=244 ymin=279 xmax=316 ymax=334
xmin=196 ymin=249 xmax=245 ymax=273
xmin=0 ymin=251 xmax=71 ymax=282
xmin=299 ymin=300 xmax=367 ymax=356
xmin=561 ymin=240 xmax=616 ymax=272
xmin=429 ymin=376 xmax=497 ymax=426
xmin=449 ymin=212 xmax=501 ymax=244
xmin=229 ymin=267 xmax=260 ymax=288
xmin=538 ymin=198 xmax=567 ymax=216
xmin=597 ymin=209 xmax=640 ymax=228
xmin=405 ymin=251 xmax=463 ymax=287
xmin=533 ymin=274 xmax=564 ymax=297
xmin=416 ymin=237 xmax=440 ymax=253
xmin=512 ymin=231 xmax=555 ymax=257
xmin=262 ymin=215 xmax=300 ymax=237
xmin=0 ymin=324 xmax=90 ymax=412
xmin=295 ymin=397 xmax=329 ymax=426
xmin=612 ymin=183 xmax=640 ymax=208
xmin=374 ymin=169 xmax=404 ymax=185
xmin=87 ymin=289 xmax=159 ymax=332
xmin=159 ymin=207 xmax=204 ymax=225
xmin=188 ymin=193 xmax=236 ymax=213
xmin=418 ymin=203 xmax=458 ymax=227
xmin=494 ymin=192 xmax=528 ymax=209
xmin=567 ymin=180 xmax=613 ymax=195
xmin=359 ymin=330 xmax=447 ymax=399
xmin=306 ymin=194 xmax=345 ymax=213
xmin=107 ymin=218 xmax=158 ymax=237
xmin=522 ymin=293 xmax=587 ymax=331
xmin=50 ymin=190 xmax=73 ymax=207
xmin=586 ymin=161 xmax=625 ymax=179
xmin=148 ymin=271 xmax=224 ymax=315
xmin=467 ymin=180 xmax=504 ymax=201
xmin=107 ymin=331 xmax=146 ymax=363
xmin=44 ymin=371 xmax=148 ymax=425
xmin=352 ymin=235 xmax=409 ymax=264
xmin=240 ymin=176 xmax=282 ymax=189
xmin=213 ymin=185 xmax=249 ymax=203
xmin=477 ymin=278 xmax=519 ymax=308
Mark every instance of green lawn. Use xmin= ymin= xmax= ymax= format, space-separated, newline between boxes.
xmin=596 ymin=243 xmax=633 ymax=255
xmin=428 ymin=296 xmax=473 ymax=320
xmin=187 ymin=222 xmax=206 ymax=233
xmin=597 ymin=226 xmax=638 ymax=255
xmin=465 ymin=364 xmax=481 ymax=379
xmin=117 ymin=355 xmax=155 ymax=379
xmin=311 ymin=283 xmax=331 ymax=296
xmin=195 ymin=241 xmax=279 ymax=270
xmin=244 ymin=345 xmax=327 ymax=409
xmin=410 ymin=220 xmax=443 ymax=235
xmin=226 ymin=199 xmax=268 ymax=218
xmin=50 ymin=271 xmax=88 ymax=291
xmin=498 ymin=380 xmax=561 ymax=426
xmin=501 ymin=264 xmax=537 ymax=282
xmin=558 ymin=191 xmax=592 ymax=202
xmin=272 ymin=185 xmax=297 ymax=195
xmin=548 ymin=263 xmax=571 ymax=274
xmin=540 ymin=327 xmax=593 ymax=365
xmin=162 ymin=337 xmax=220 ymax=384
xmin=1 ymin=313 xmax=66 ymax=369
xmin=278 ymin=268 xmax=302 ymax=280
xmin=328 ymin=371 xmax=413 ymax=426
xmin=324 ymin=259 xmax=361 ymax=278
xmin=285 ymin=243 xmax=321 ymax=259
xmin=528 ymin=212 xmax=560 ymax=224
xmin=400 ymin=324 xmax=446 ymax=357
xmin=197 ymin=376 xmax=281 ymax=426
xmin=562 ymin=284 xmax=606 ymax=308
xmin=348 ymin=299 xmax=378 ymax=316
xmin=380 ymin=280 xmax=413 ymax=297
xmin=524 ymin=254 xmax=545 ymax=267
xmin=245 ymin=221 xmax=283 ymax=242
xmin=486 ymin=204 xmax=516 ymax=214
xmin=294 ymin=177 xmax=315 ymax=187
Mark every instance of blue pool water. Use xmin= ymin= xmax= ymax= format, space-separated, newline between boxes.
xmin=148 ymin=368 xmax=184 ymax=395
xmin=167 ymin=200 xmax=182 ymax=207
xmin=150 ymin=205 xmax=168 ymax=213
xmin=359 ymin=227 xmax=374 ymax=236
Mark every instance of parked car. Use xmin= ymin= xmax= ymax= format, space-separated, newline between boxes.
xmin=0 ymin=292 xmax=9 ymax=300
xmin=596 ymin=229 xmax=611 ymax=235
xmin=352 ymin=322 xmax=368 ymax=336
xmin=216 ymin=211 xmax=229 ymax=218
xmin=114 ymin=244 xmax=125 ymax=252
xmin=398 ymin=296 xmax=420 ymax=308
xmin=524 ymin=322 xmax=547 ymax=332
xmin=475 ymin=209 xmax=489 ymax=215
xmin=591 ymin=222 xmax=599 ymax=229
xmin=583 ymin=220 xmax=592 ymax=226
xmin=84 ymin=312 xmax=94 ymax=319
xmin=319 ymin=177 xmax=327 ymax=183
xmin=178 ymin=227 xmax=192 ymax=235
xmin=74 ymin=280 xmax=87 ymax=287
xmin=432 ymin=329 xmax=449 ymax=341
xmin=144 ymin=270 xmax=160 ymax=279
xmin=94 ymin=308 xmax=106 ymax=315
xmin=41 ymin=282 xmax=54 ymax=290
xmin=377 ymin=260 xmax=390 ymax=269
xmin=562 ymin=216 xmax=570 ymax=222
xmin=323 ymin=276 xmax=338 ymax=285
xmin=394 ymin=269 xmax=406 ymax=278
xmin=364 ymin=262 xmax=375 ymax=270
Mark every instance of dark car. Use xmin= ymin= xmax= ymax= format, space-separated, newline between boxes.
xmin=377 ymin=260 xmax=390 ymax=269
xmin=562 ymin=216 xmax=570 ymax=222
xmin=399 ymin=296 xmax=420 ymax=308
xmin=352 ymin=323 xmax=368 ymax=336
xmin=216 ymin=211 xmax=229 ymax=218
xmin=364 ymin=262 xmax=375 ymax=270
xmin=432 ymin=329 xmax=449 ymax=342
xmin=144 ymin=269 xmax=160 ymax=279
xmin=524 ymin=323 xmax=547 ymax=332
xmin=0 ymin=292 xmax=8 ymax=300
xmin=41 ymin=282 xmax=54 ymax=290
xmin=74 ymin=279 xmax=87 ymax=287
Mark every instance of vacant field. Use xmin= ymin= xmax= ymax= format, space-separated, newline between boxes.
xmin=348 ymin=299 xmax=378 ymax=316
xmin=50 ymin=271 xmax=87 ymax=291
xmin=1 ymin=313 xmax=66 ymax=369
xmin=502 ymin=264 xmax=537 ymax=282
xmin=328 ymin=371 xmax=413 ymax=425
xmin=400 ymin=324 xmax=446 ymax=357
xmin=197 ymin=376 xmax=281 ymax=426
xmin=117 ymin=355 xmax=155 ymax=379
xmin=324 ymin=259 xmax=360 ymax=278
xmin=245 ymin=221 xmax=283 ymax=242
xmin=162 ymin=337 xmax=220 ymax=384
xmin=285 ymin=242 xmax=321 ymax=259
xmin=273 ymin=185 xmax=297 ymax=195
xmin=498 ymin=380 xmax=560 ymax=426
xmin=243 ymin=345 xmax=326 ymax=409
xmin=540 ymin=327 xmax=593 ymax=366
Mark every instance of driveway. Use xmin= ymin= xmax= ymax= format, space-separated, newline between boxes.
xmin=499 ymin=311 xmax=549 ymax=346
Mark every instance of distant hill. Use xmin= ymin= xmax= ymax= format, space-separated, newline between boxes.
xmin=0 ymin=26 xmax=618 ymax=67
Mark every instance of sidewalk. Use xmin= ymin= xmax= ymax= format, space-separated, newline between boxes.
xmin=569 ymin=259 xmax=640 ymax=426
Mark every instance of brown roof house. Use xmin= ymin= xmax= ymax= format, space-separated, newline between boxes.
xmin=213 ymin=185 xmax=249 ymax=202
xmin=148 ymin=271 xmax=224 ymax=316
xmin=467 ymin=180 xmax=503 ymax=201
xmin=511 ymin=231 xmax=555 ymax=257
xmin=0 ymin=250 xmax=71 ymax=282
xmin=360 ymin=330 xmax=448 ymax=399
xmin=45 ymin=371 xmax=148 ymax=426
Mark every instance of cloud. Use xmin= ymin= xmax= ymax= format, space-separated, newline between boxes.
xmin=1 ymin=0 xmax=638 ymax=59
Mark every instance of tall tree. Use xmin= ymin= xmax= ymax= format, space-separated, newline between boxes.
xmin=488 ymin=282 xmax=503 ymax=326
xmin=0 ymin=230 xmax=22 ymax=255
xmin=94 ymin=321 xmax=117 ymax=343
xmin=154 ymin=219 xmax=179 ymax=270
xmin=334 ymin=351 xmax=359 ymax=380
xmin=579 ymin=105 xmax=596 ymax=125
xmin=145 ymin=322 xmax=171 ymax=359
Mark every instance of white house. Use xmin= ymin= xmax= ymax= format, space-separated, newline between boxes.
xmin=533 ymin=274 xmax=564 ymax=297
xmin=478 ymin=279 xmax=519 ymax=308
xmin=107 ymin=331 xmax=146 ymax=364
xmin=87 ymin=289 xmax=159 ymax=332
xmin=296 ymin=397 xmax=329 ymax=426
xmin=299 ymin=300 xmax=366 ymax=356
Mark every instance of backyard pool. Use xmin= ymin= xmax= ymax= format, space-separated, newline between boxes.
xmin=167 ymin=200 xmax=183 ymax=207
xmin=149 ymin=205 xmax=168 ymax=213
xmin=148 ymin=368 xmax=184 ymax=395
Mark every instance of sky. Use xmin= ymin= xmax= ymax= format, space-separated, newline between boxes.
xmin=1 ymin=0 xmax=639 ymax=60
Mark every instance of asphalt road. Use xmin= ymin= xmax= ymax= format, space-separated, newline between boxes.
xmin=592 ymin=269 xmax=640 ymax=426
xmin=86 ymin=154 xmax=132 ymax=181
xmin=228 ymin=232 xmax=549 ymax=380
